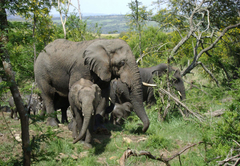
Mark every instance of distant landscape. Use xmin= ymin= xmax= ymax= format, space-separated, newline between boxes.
xmin=8 ymin=14 xmax=158 ymax=34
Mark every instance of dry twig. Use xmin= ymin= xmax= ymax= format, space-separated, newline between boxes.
xmin=158 ymin=88 xmax=204 ymax=122
xmin=120 ymin=142 xmax=204 ymax=166
xmin=217 ymin=140 xmax=240 ymax=166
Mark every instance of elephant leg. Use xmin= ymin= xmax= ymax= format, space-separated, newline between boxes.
xmin=110 ymin=113 xmax=114 ymax=124
xmin=13 ymin=108 xmax=18 ymax=120
xmin=61 ymin=107 xmax=69 ymax=124
xmin=147 ymin=88 xmax=156 ymax=106
xmin=72 ymin=118 xmax=78 ymax=139
xmin=116 ymin=117 xmax=122 ymax=125
xmin=10 ymin=109 xmax=14 ymax=119
xmin=40 ymin=102 xmax=46 ymax=117
xmin=84 ymin=129 xmax=92 ymax=148
xmin=38 ymin=80 xmax=58 ymax=126
xmin=45 ymin=98 xmax=58 ymax=126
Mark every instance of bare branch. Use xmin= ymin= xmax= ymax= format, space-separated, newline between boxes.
xmin=197 ymin=61 xmax=219 ymax=86
xmin=158 ymin=88 xmax=204 ymax=122
xmin=120 ymin=142 xmax=204 ymax=166
xmin=58 ymin=0 xmax=71 ymax=39
xmin=182 ymin=22 xmax=240 ymax=76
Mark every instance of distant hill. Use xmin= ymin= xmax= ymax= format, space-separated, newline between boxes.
xmin=8 ymin=14 xmax=158 ymax=34
xmin=52 ymin=15 xmax=130 ymax=34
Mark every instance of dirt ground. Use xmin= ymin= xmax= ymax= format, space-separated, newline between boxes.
xmin=0 ymin=110 xmax=188 ymax=165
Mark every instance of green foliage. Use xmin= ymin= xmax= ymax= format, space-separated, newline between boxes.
xmin=126 ymin=0 xmax=148 ymax=31
xmin=215 ymin=111 xmax=240 ymax=144
xmin=120 ymin=26 xmax=172 ymax=66
xmin=66 ymin=13 xmax=100 ymax=41
xmin=146 ymin=134 xmax=175 ymax=150
xmin=229 ymin=75 xmax=240 ymax=111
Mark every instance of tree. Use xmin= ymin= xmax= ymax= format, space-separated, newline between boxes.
xmin=1 ymin=0 xmax=56 ymax=165
xmin=69 ymin=0 xmax=82 ymax=20
xmin=150 ymin=0 xmax=240 ymax=84
xmin=57 ymin=0 xmax=71 ymax=39
xmin=127 ymin=0 xmax=149 ymax=66
xmin=0 ymin=1 xmax=31 ymax=165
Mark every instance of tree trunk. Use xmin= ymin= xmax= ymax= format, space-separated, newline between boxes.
xmin=33 ymin=13 xmax=37 ymax=66
xmin=77 ymin=0 xmax=82 ymax=20
xmin=0 ymin=2 xmax=31 ymax=165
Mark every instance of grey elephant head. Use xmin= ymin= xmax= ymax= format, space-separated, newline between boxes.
xmin=34 ymin=39 xmax=149 ymax=132
xmin=150 ymin=64 xmax=186 ymax=100
xmin=69 ymin=78 xmax=102 ymax=144
xmin=111 ymin=102 xmax=133 ymax=125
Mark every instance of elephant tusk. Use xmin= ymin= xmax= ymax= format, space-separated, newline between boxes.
xmin=178 ymin=91 xmax=182 ymax=96
xmin=142 ymin=82 xmax=157 ymax=87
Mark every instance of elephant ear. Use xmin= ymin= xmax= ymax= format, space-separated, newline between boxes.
xmin=92 ymin=84 xmax=102 ymax=108
xmin=83 ymin=43 xmax=111 ymax=82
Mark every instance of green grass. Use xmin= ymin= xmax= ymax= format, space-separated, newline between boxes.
xmin=1 ymin=68 xmax=239 ymax=165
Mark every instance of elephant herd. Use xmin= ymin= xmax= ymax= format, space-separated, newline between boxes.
xmin=4 ymin=39 xmax=186 ymax=147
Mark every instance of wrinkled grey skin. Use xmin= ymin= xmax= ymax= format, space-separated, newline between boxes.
xmin=110 ymin=102 xmax=133 ymax=125
xmin=34 ymin=39 xmax=149 ymax=132
xmin=69 ymin=78 xmax=101 ymax=146
xmin=8 ymin=94 xmax=42 ymax=120
xmin=109 ymin=63 xmax=186 ymax=107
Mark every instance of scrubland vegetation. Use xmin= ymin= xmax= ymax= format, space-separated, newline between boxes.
xmin=1 ymin=0 xmax=240 ymax=165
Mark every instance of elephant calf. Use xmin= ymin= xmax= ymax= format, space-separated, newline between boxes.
xmin=8 ymin=94 xmax=42 ymax=120
xmin=110 ymin=102 xmax=133 ymax=125
xmin=69 ymin=78 xmax=102 ymax=147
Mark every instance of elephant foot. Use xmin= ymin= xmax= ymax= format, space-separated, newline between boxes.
xmin=68 ymin=120 xmax=74 ymax=131
xmin=83 ymin=142 xmax=92 ymax=149
xmin=61 ymin=119 xmax=69 ymax=124
xmin=78 ymin=141 xmax=92 ymax=149
xmin=47 ymin=118 xmax=59 ymax=127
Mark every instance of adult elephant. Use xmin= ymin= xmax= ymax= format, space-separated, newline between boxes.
xmin=69 ymin=78 xmax=102 ymax=146
xmin=140 ymin=63 xmax=186 ymax=105
xmin=109 ymin=63 xmax=186 ymax=107
xmin=34 ymin=39 xmax=150 ymax=132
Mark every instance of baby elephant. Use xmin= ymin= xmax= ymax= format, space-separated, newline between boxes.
xmin=110 ymin=102 xmax=133 ymax=125
xmin=68 ymin=78 xmax=102 ymax=147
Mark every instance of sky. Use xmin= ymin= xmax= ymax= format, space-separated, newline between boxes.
xmin=50 ymin=0 xmax=156 ymax=16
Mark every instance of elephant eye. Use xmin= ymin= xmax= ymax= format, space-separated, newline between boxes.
xmin=118 ymin=60 xmax=125 ymax=67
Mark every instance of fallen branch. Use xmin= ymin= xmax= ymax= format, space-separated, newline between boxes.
xmin=120 ymin=142 xmax=204 ymax=166
xmin=204 ymin=109 xmax=225 ymax=117
xmin=158 ymin=88 xmax=204 ymax=122
xmin=217 ymin=140 xmax=240 ymax=166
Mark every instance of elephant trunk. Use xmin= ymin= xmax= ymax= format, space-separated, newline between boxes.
xmin=129 ymin=65 xmax=150 ymax=132
xmin=179 ymin=88 xmax=186 ymax=100
xmin=73 ymin=104 xmax=92 ymax=144
xmin=175 ymin=81 xmax=186 ymax=100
